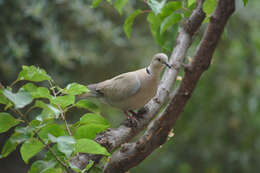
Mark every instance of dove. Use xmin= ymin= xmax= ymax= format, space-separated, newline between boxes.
xmin=80 ymin=53 xmax=171 ymax=118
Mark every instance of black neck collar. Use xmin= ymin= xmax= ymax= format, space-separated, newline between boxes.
xmin=146 ymin=67 xmax=151 ymax=75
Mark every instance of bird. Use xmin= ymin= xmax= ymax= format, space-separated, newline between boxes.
xmin=79 ymin=53 xmax=171 ymax=119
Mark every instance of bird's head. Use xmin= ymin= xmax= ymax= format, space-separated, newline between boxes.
xmin=150 ymin=53 xmax=171 ymax=70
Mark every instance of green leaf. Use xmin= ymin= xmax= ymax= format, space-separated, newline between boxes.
xmin=38 ymin=124 xmax=66 ymax=141
xmin=23 ymin=83 xmax=52 ymax=99
xmin=29 ymin=160 xmax=57 ymax=173
xmin=18 ymin=65 xmax=51 ymax=82
xmin=1 ymin=127 xmax=33 ymax=158
xmin=75 ymin=99 xmax=100 ymax=113
xmin=0 ymin=112 xmax=19 ymax=133
xmin=147 ymin=12 xmax=163 ymax=45
xmin=42 ymin=167 xmax=62 ymax=173
xmin=1 ymin=136 xmax=18 ymax=158
xmin=75 ymin=139 xmax=110 ymax=156
xmin=48 ymin=135 xmax=75 ymax=158
xmin=44 ymin=144 xmax=66 ymax=161
xmin=80 ymin=113 xmax=109 ymax=126
xmin=14 ymin=126 xmax=35 ymax=139
xmin=62 ymin=83 xmax=89 ymax=95
xmin=91 ymin=0 xmax=103 ymax=8
xmin=114 ymin=0 xmax=128 ymax=15
xmin=188 ymin=0 xmax=196 ymax=7
xmin=159 ymin=1 xmax=182 ymax=18
xmin=69 ymin=163 xmax=82 ymax=173
xmin=124 ymin=9 xmax=142 ymax=38
xmin=85 ymin=160 xmax=94 ymax=171
xmin=20 ymin=138 xmax=44 ymax=163
xmin=75 ymin=124 xmax=109 ymax=139
xmin=160 ymin=13 xmax=182 ymax=34
xmin=90 ymin=167 xmax=102 ymax=173
xmin=203 ymin=0 xmax=217 ymax=18
xmin=0 ymin=89 xmax=9 ymax=105
xmin=147 ymin=0 xmax=167 ymax=15
xmin=34 ymin=101 xmax=60 ymax=121
xmin=243 ymin=0 xmax=248 ymax=6
xmin=51 ymin=95 xmax=75 ymax=109
xmin=3 ymin=88 xmax=33 ymax=109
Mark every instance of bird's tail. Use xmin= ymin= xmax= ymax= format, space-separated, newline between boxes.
xmin=77 ymin=84 xmax=101 ymax=99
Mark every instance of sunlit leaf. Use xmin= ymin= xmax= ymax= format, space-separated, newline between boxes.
xmin=38 ymin=124 xmax=66 ymax=141
xmin=3 ymin=88 xmax=33 ymax=109
xmin=114 ymin=0 xmax=128 ymax=14
xmin=147 ymin=12 xmax=163 ymax=45
xmin=29 ymin=160 xmax=57 ymax=173
xmin=188 ymin=0 xmax=196 ymax=7
xmin=75 ymin=138 xmax=110 ymax=156
xmin=48 ymin=135 xmax=75 ymax=158
xmin=147 ymin=0 xmax=167 ymax=15
xmin=203 ymin=0 xmax=217 ymax=22
xmin=34 ymin=101 xmax=60 ymax=121
xmin=20 ymin=138 xmax=44 ymax=163
xmin=85 ymin=160 xmax=94 ymax=171
xmin=160 ymin=13 xmax=182 ymax=34
xmin=23 ymin=83 xmax=52 ymax=99
xmin=80 ymin=113 xmax=109 ymax=126
xmin=75 ymin=99 xmax=100 ymax=113
xmin=18 ymin=65 xmax=51 ymax=82
xmin=0 ymin=89 xmax=9 ymax=105
xmin=92 ymin=0 xmax=103 ymax=8
xmin=1 ymin=138 xmax=17 ymax=158
xmin=243 ymin=0 xmax=248 ymax=6
xmin=1 ymin=126 xmax=34 ymax=158
xmin=75 ymin=124 xmax=109 ymax=139
xmin=62 ymin=83 xmax=89 ymax=95
xmin=159 ymin=1 xmax=182 ymax=18
xmin=51 ymin=95 xmax=75 ymax=109
xmin=0 ymin=112 xmax=20 ymax=133
xmin=124 ymin=9 xmax=142 ymax=38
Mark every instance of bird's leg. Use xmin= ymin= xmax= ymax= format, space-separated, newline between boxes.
xmin=124 ymin=110 xmax=138 ymax=127
xmin=137 ymin=107 xmax=148 ymax=118
xmin=129 ymin=110 xmax=138 ymax=116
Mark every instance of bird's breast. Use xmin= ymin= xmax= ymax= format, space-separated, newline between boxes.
xmin=108 ymin=74 xmax=158 ymax=110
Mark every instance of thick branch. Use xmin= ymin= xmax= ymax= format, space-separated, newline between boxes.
xmin=70 ymin=2 xmax=205 ymax=170
xmin=103 ymin=0 xmax=235 ymax=172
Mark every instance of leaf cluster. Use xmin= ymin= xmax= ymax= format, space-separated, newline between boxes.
xmin=0 ymin=66 xmax=110 ymax=173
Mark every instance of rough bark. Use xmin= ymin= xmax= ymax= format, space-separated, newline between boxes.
xmin=102 ymin=0 xmax=235 ymax=172
xmin=70 ymin=0 xmax=235 ymax=172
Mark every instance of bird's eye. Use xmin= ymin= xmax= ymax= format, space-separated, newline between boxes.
xmin=157 ymin=58 xmax=161 ymax=62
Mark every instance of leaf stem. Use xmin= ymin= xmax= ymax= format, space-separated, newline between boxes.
xmin=10 ymin=79 xmax=19 ymax=88
xmin=58 ymin=105 xmax=72 ymax=136
xmin=10 ymin=107 xmax=74 ymax=173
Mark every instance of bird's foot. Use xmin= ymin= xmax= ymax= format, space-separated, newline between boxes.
xmin=124 ymin=111 xmax=138 ymax=127
xmin=137 ymin=107 xmax=148 ymax=118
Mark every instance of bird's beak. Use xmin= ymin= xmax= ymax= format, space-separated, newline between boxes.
xmin=163 ymin=62 xmax=172 ymax=69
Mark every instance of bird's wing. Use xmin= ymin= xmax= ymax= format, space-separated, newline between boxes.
xmin=96 ymin=72 xmax=141 ymax=101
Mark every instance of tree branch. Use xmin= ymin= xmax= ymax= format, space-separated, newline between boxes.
xmin=70 ymin=1 xmax=206 ymax=170
xmin=102 ymin=0 xmax=235 ymax=172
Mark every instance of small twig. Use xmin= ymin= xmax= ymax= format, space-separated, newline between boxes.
xmin=35 ymin=131 xmax=72 ymax=172
xmin=9 ymin=79 xmax=19 ymax=88
xmin=142 ymin=10 xmax=152 ymax=13
xmin=58 ymin=105 xmax=72 ymax=136
xmin=10 ymin=106 xmax=73 ymax=173
xmin=49 ymin=81 xmax=72 ymax=136
xmin=9 ymin=107 xmax=30 ymax=124
xmin=0 ymin=82 xmax=4 ymax=89
xmin=24 ymin=106 xmax=35 ymax=116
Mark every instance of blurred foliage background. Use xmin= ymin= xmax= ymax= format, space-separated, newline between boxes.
xmin=0 ymin=0 xmax=259 ymax=173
